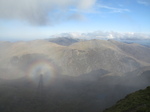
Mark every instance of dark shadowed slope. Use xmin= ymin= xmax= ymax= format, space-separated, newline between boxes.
xmin=0 ymin=66 xmax=150 ymax=112
xmin=46 ymin=37 xmax=82 ymax=46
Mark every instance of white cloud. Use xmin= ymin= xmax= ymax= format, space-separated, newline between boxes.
xmin=51 ymin=32 xmax=85 ymax=38
xmin=51 ymin=31 xmax=150 ymax=40
xmin=0 ymin=0 xmax=96 ymax=25
xmin=98 ymin=5 xmax=130 ymax=13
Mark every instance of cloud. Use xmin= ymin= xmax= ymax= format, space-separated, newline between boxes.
xmin=98 ymin=5 xmax=130 ymax=13
xmin=71 ymin=4 xmax=130 ymax=14
xmin=51 ymin=32 xmax=84 ymax=38
xmin=51 ymin=31 xmax=150 ymax=40
xmin=137 ymin=0 xmax=150 ymax=5
xmin=0 ymin=0 xmax=96 ymax=25
xmin=67 ymin=13 xmax=85 ymax=21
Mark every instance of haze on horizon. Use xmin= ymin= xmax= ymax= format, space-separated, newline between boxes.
xmin=0 ymin=0 xmax=150 ymax=41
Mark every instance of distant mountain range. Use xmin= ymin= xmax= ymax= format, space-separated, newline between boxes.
xmin=118 ymin=39 xmax=150 ymax=48
xmin=0 ymin=38 xmax=150 ymax=77
xmin=46 ymin=37 xmax=150 ymax=47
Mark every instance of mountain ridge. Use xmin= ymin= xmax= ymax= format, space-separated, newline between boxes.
xmin=0 ymin=39 xmax=150 ymax=77
xmin=0 ymin=39 xmax=150 ymax=112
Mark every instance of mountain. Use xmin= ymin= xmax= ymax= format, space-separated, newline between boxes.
xmin=0 ymin=39 xmax=150 ymax=112
xmin=118 ymin=39 xmax=150 ymax=48
xmin=103 ymin=86 xmax=150 ymax=112
xmin=46 ymin=37 xmax=82 ymax=46
xmin=0 ymin=39 xmax=150 ymax=79
xmin=63 ymin=39 xmax=150 ymax=76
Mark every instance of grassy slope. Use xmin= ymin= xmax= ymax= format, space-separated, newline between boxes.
xmin=103 ymin=86 xmax=150 ymax=112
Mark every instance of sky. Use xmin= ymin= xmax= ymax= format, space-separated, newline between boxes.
xmin=0 ymin=0 xmax=150 ymax=41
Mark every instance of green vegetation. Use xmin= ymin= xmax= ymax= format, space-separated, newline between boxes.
xmin=103 ymin=86 xmax=150 ymax=112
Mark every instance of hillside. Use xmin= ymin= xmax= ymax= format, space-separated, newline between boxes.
xmin=103 ymin=86 xmax=150 ymax=112
xmin=1 ymin=39 xmax=150 ymax=78
xmin=0 ymin=39 xmax=150 ymax=112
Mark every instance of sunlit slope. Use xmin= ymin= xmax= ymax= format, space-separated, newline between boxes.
xmin=109 ymin=40 xmax=150 ymax=63
xmin=0 ymin=39 xmax=150 ymax=78
xmin=62 ymin=39 xmax=150 ymax=75
xmin=0 ymin=40 xmax=65 ymax=58
xmin=0 ymin=40 xmax=65 ymax=79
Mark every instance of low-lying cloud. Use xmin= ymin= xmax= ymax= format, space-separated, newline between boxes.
xmin=51 ymin=31 xmax=150 ymax=40
xmin=0 ymin=0 xmax=96 ymax=25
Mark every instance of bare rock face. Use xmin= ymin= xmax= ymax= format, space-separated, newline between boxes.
xmin=0 ymin=39 xmax=150 ymax=78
